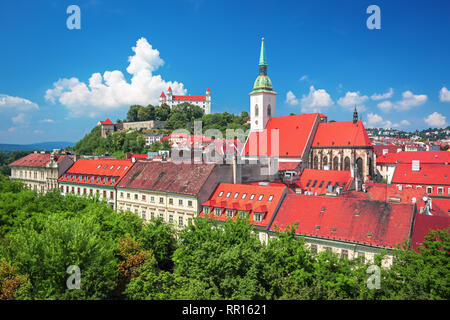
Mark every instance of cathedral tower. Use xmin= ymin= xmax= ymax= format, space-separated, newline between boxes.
xmin=250 ymin=38 xmax=277 ymax=132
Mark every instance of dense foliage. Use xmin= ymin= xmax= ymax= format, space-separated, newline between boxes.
xmin=0 ymin=151 xmax=33 ymax=176
xmin=0 ymin=175 xmax=448 ymax=300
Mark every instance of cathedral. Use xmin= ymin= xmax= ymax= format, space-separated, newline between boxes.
xmin=241 ymin=38 xmax=375 ymax=185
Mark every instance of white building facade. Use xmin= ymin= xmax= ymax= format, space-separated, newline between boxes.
xmin=159 ymin=87 xmax=211 ymax=114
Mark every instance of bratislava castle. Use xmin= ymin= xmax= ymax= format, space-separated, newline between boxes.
xmin=159 ymin=87 xmax=211 ymax=114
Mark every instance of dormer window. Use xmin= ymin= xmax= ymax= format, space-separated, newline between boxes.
xmin=258 ymin=194 xmax=264 ymax=201
xmin=226 ymin=209 xmax=234 ymax=218
xmin=97 ymin=165 xmax=101 ymax=169
xmin=249 ymin=194 xmax=255 ymax=200
xmin=241 ymin=193 xmax=247 ymax=200
xmin=225 ymin=192 xmax=231 ymax=198
xmin=104 ymin=177 xmax=108 ymax=184
xmin=204 ymin=206 xmax=210 ymax=214
xmin=218 ymin=191 xmax=224 ymax=197
xmin=91 ymin=176 xmax=94 ymax=182
xmin=254 ymin=212 xmax=265 ymax=222
xmin=268 ymin=195 xmax=273 ymax=202
xmin=233 ymin=192 xmax=239 ymax=199
xmin=97 ymin=176 xmax=101 ymax=183
xmin=214 ymin=207 xmax=222 ymax=216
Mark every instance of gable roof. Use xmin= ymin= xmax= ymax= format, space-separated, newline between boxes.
xmin=199 ymin=182 xmax=287 ymax=228
xmin=9 ymin=153 xmax=51 ymax=168
xmin=243 ymin=113 xmax=319 ymax=158
xmin=116 ymin=160 xmax=216 ymax=195
xmin=392 ymin=163 xmax=450 ymax=186
xmin=100 ymin=118 xmax=114 ymax=125
xmin=410 ymin=213 xmax=450 ymax=250
xmin=270 ymin=194 xmax=415 ymax=249
xmin=173 ymin=95 xmax=206 ymax=101
xmin=312 ymin=120 xmax=372 ymax=147
xmin=58 ymin=158 xmax=133 ymax=187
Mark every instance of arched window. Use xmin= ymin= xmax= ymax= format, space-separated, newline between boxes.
xmin=333 ymin=156 xmax=339 ymax=170
xmin=255 ymin=104 xmax=259 ymax=117
xmin=323 ymin=156 xmax=328 ymax=168
xmin=267 ymin=104 xmax=271 ymax=116
xmin=313 ymin=156 xmax=318 ymax=169
xmin=344 ymin=157 xmax=350 ymax=171
xmin=356 ymin=157 xmax=363 ymax=179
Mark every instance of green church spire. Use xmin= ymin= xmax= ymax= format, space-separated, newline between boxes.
xmin=251 ymin=37 xmax=274 ymax=94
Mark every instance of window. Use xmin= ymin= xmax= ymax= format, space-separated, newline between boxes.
xmin=110 ymin=166 xmax=114 ymax=170
xmin=249 ymin=194 xmax=255 ymax=200
xmin=159 ymin=213 xmax=164 ymax=219
xmin=142 ymin=195 xmax=146 ymax=201
xmin=83 ymin=188 xmax=87 ymax=195
xmin=103 ymin=191 xmax=106 ymax=198
xmin=151 ymin=212 xmax=154 ymax=219
xmin=141 ymin=212 xmax=146 ymax=219
xmin=233 ymin=192 xmax=239 ymax=199
xmin=104 ymin=177 xmax=108 ymax=184
xmin=169 ymin=215 xmax=173 ymax=223
xmin=97 ymin=176 xmax=101 ymax=183
xmin=318 ymin=181 xmax=324 ymax=188
xmin=241 ymin=193 xmax=247 ymax=200
xmin=188 ymin=200 xmax=193 ymax=207
xmin=159 ymin=197 xmax=164 ymax=204
xmin=150 ymin=196 xmax=155 ymax=202
xmin=169 ymin=198 xmax=173 ymax=205
xmin=341 ymin=249 xmax=348 ymax=259
xmin=225 ymin=192 xmax=231 ymax=198
xmin=258 ymin=194 xmax=264 ymax=201
xmin=214 ymin=207 xmax=221 ymax=216
xmin=254 ymin=212 xmax=263 ymax=222
xmin=427 ymin=186 xmax=433 ymax=195
xmin=91 ymin=176 xmax=94 ymax=182
xmin=239 ymin=211 xmax=248 ymax=219
xmin=103 ymin=165 xmax=108 ymax=169
xmin=66 ymin=186 xmax=69 ymax=193
xmin=127 ymin=193 xmax=130 ymax=199
xmin=179 ymin=199 xmax=183 ymax=206
xmin=134 ymin=194 xmax=138 ymax=200
xmin=218 ymin=191 xmax=224 ymax=197
xmin=311 ymin=180 xmax=317 ymax=188
xmin=268 ymin=195 xmax=274 ymax=202
xmin=178 ymin=216 xmax=183 ymax=226
xmin=437 ymin=187 xmax=444 ymax=195
xmin=204 ymin=206 xmax=210 ymax=214
xmin=97 ymin=165 xmax=101 ymax=169
xmin=226 ymin=209 xmax=234 ymax=218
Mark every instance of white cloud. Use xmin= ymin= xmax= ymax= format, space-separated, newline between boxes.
xmin=299 ymin=75 xmax=308 ymax=81
xmin=371 ymin=88 xmax=394 ymax=100
xmin=12 ymin=113 xmax=29 ymax=125
xmin=366 ymin=113 xmax=410 ymax=129
xmin=300 ymin=86 xmax=334 ymax=113
xmin=7 ymin=127 xmax=16 ymax=133
xmin=285 ymin=91 xmax=299 ymax=106
xmin=377 ymin=90 xmax=427 ymax=112
xmin=396 ymin=90 xmax=427 ymax=110
xmin=45 ymin=37 xmax=187 ymax=117
xmin=424 ymin=112 xmax=447 ymax=128
xmin=377 ymin=100 xmax=393 ymax=112
xmin=337 ymin=91 xmax=368 ymax=111
xmin=39 ymin=118 xmax=54 ymax=123
xmin=439 ymin=87 xmax=450 ymax=102
xmin=0 ymin=94 xmax=39 ymax=111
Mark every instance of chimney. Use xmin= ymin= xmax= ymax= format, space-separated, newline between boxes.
xmin=232 ymin=154 xmax=242 ymax=184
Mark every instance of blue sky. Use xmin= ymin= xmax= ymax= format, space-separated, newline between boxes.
xmin=0 ymin=0 xmax=449 ymax=144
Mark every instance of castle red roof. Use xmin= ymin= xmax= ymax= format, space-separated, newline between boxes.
xmin=312 ymin=120 xmax=372 ymax=147
xmin=376 ymin=151 xmax=450 ymax=164
xmin=160 ymin=92 xmax=165 ymax=97
xmin=270 ymin=194 xmax=415 ymax=249
xmin=392 ymin=163 xmax=450 ymax=186
xmin=100 ymin=118 xmax=114 ymax=125
xmin=117 ymin=160 xmax=216 ymax=195
xmin=243 ymin=113 xmax=319 ymax=158
xmin=58 ymin=158 xmax=133 ymax=187
xmin=168 ymin=87 xmax=172 ymax=92
xmin=173 ymin=95 xmax=206 ymax=101
xmin=9 ymin=153 xmax=51 ymax=168
xmin=199 ymin=182 xmax=287 ymax=228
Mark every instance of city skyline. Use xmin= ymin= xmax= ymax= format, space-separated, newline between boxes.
xmin=1 ymin=0 xmax=449 ymax=144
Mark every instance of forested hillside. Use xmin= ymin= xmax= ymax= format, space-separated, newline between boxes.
xmin=0 ymin=175 xmax=448 ymax=300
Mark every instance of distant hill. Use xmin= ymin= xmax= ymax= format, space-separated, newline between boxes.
xmin=0 ymin=141 xmax=74 ymax=151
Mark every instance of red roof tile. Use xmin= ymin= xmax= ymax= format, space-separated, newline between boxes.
xmin=117 ymin=161 xmax=216 ymax=195
xmin=58 ymin=158 xmax=134 ymax=187
xmin=9 ymin=153 xmax=51 ymax=168
xmin=271 ymin=194 xmax=415 ymax=248
xmin=160 ymin=92 xmax=165 ymax=97
xmin=199 ymin=182 xmax=287 ymax=228
xmin=410 ymin=213 xmax=450 ymax=250
xmin=294 ymin=169 xmax=352 ymax=194
xmin=312 ymin=120 xmax=372 ymax=147
xmin=278 ymin=162 xmax=300 ymax=171
xmin=376 ymin=151 xmax=450 ymax=164
xmin=373 ymin=145 xmax=402 ymax=157
xmin=243 ymin=113 xmax=319 ymax=158
xmin=392 ymin=163 xmax=450 ymax=186
xmin=100 ymin=118 xmax=114 ymax=125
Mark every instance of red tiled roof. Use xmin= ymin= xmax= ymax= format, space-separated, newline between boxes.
xmin=430 ymin=198 xmax=450 ymax=216
xmin=365 ymin=182 xmax=426 ymax=205
xmin=278 ymin=162 xmax=300 ymax=171
xmin=116 ymin=161 xmax=216 ymax=195
xmin=312 ymin=120 xmax=372 ymax=147
xmin=173 ymin=95 xmax=206 ymax=101
xmin=376 ymin=151 xmax=450 ymax=164
xmin=168 ymin=87 xmax=172 ymax=91
xmin=9 ymin=153 xmax=51 ymax=168
xmin=206 ymin=88 xmax=210 ymax=92
xmin=270 ymin=194 xmax=415 ymax=249
xmin=58 ymin=158 xmax=133 ymax=187
xmin=373 ymin=145 xmax=402 ymax=157
xmin=199 ymin=182 xmax=287 ymax=228
xmin=392 ymin=163 xmax=450 ymax=186
xmin=243 ymin=113 xmax=319 ymax=158
xmin=100 ymin=118 xmax=114 ymax=125
xmin=410 ymin=213 xmax=450 ymax=250
xmin=160 ymin=92 xmax=165 ymax=97
xmin=294 ymin=169 xmax=352 ymax=195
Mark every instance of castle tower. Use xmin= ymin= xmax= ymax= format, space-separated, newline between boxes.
xmin=159 ymin=91 xmax=166 ymax=105
xmin=205 ymin=88 xmax=211 ymax=114
xmin=250 ymin=38 xmax=277 ymax=132
xmin=353 ymin=106 xmax=358 ymax=124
